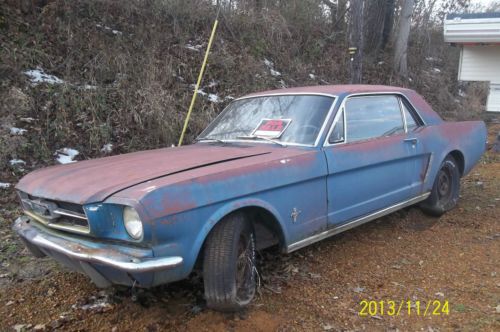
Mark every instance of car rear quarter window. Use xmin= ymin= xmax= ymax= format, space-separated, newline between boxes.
xmin=400 ymin=98 xmax=423 ymax=130
xmin=345 ymin=95 xmax=404 ymax=143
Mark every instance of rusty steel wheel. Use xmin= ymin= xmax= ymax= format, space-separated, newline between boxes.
xmin=421 ymin=155 xmax=460 ymax=217
xmin=203 ymin=213 xmax=256 ymax=312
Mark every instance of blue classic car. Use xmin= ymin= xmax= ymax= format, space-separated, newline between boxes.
xmin=14 ymin=85 xmax=487 ymax=311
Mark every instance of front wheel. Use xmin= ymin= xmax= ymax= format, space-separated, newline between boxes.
xmin=203 ymin=213 xmax=256 ymax=312
xmin=420 ymin=155 xmax=460 ymax=217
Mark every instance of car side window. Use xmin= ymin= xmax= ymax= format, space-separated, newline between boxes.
xmin=344 ymin=95 xmax=404 ymax=143
xmin=328 ymin=109 xmax=345 ymax=144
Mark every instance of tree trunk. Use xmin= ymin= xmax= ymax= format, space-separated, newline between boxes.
xmin=364 ymin=0 xmax=386 ymax=54
xmin=349 ymin=0 xmax=364 ymax=84
xmin=337 ymin=0 xmax=347 ymax=32
xmin=381 ymin=0 xmax=395 ymax=50
xmin=393 ymin=0 xmax=414 ymax=78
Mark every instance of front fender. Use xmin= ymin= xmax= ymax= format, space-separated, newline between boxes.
xmin=188 ymin=197 xmax=288 ymax=265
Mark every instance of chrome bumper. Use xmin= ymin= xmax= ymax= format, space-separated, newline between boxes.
xmin=13 ymin=216 xmax=183 ymax=274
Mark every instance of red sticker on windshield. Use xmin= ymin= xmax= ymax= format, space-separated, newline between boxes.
xmin=252 ymin=118 xmax=292 ymax=138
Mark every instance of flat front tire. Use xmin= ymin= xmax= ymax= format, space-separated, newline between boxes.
xmin=203 ymin=213 xmax=256 ymax=312
xmin=420 ymin=155 xmax=460 ymax=217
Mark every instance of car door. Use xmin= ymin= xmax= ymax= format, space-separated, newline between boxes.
xmin=323 ymin=94 xmax=416 ymax=227
xmin=399 ymin=96 xmax=431 ymax=197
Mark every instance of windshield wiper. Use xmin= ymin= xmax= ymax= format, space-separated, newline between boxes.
xmin=195 ymin=136 xmax=227 ymax=144
xmin=236 ymin=135 xmax=287 ymax=147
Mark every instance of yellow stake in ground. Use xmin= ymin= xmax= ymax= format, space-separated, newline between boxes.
xmin=178 ymin=18 xmax=219 ymax=147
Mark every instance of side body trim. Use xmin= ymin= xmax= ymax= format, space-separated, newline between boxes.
xmin=286 ymin=192 xmax=430 ymax=253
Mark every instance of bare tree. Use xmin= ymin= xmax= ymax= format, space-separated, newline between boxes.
xmin=349 ymin=0 xmax=364 ymax=83
xmin=393 ymin=0 xmax=414 ymax=78
xmin=381 ymin=0 xmax=395 ymax=50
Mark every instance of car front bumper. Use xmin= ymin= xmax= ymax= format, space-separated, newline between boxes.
xmin=13 ymin=216 xmax=183 ymax=288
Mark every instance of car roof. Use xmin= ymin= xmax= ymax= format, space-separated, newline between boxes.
xmin=242 ymin=84 xmax=412 ymax=98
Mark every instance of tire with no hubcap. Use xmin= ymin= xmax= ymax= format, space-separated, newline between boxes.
xmin=203 ymin=213 xmax=256 ymax=312
xmin=420 ymin=155 xmax=460 ymax=217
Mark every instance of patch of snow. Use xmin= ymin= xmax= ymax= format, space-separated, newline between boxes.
xmin=270 ymin=69 xmax=281 ymax=77
xmin=195 ymin=89 xmax=207 ymax=96
xmin=458 ymin=89 xmax=467 ymax=98
xmin=96 ymin=24 xmax=122 ymax=36
xmin=55 ymin=148 xmax=79 ymax=164
xmin=279 ymin=79 xmax=287 ymax=88
xmin=0 ymin=183 xmax=11 ymax=189
xmin=10 ymin=127 xmax=27 ymax=135
xmin=207 ymin=94 xmax=220 ymax=103
xmin=433 ymin=68 xmax=441 ymax=73
xmin=225 ymin=96 xmax=235 ymax=101
xmin=10 ymin=159 xmax=26 ymax=166
xmin=426 ymin=57 xmax=438 ymax=62
xmin=264 ymin=58 xmax=274 ymax=68
xmin=207 ymin=80 xmax=219 ymax=88
xmin=101 ymin=144 xmax=113 ymax=154
xmin=173 ymin=74 xmax=185 ymax=82
xmin=309 ymin=73 xmax=316 ymax=79
xmin=377 ymin=61 xmax=385 ymax=65
xmin=185 ymin=43 xmax=203 ymax=52
xmin=81 ymin=84 xmax=98 ymax=90
xmin=24 ymin=68 xmax=64 ymax=86
xmin=20 ymin=117 xmax=35 ymax=123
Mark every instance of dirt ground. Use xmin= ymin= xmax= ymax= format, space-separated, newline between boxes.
xmin=0 ymin=125 xmax=498 ymax=332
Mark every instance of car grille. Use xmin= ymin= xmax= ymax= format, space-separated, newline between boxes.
xmin=18 ymin=192 xmax=90 ymax=235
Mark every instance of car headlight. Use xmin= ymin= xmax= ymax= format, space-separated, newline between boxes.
xmin=123 ymin=206 xmax=143 ymax=240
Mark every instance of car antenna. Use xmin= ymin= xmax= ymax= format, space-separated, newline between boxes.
xmin=177 ymin=6 xmax=221 ymax=147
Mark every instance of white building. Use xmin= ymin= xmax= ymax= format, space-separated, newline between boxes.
xmin=444 ymin=12 xmax=500 ymax=112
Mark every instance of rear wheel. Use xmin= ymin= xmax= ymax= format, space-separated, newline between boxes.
xmin=420 ymin=155 xmax=460 ymax=217
xmin=203 ymin=213 xmax=256 ymax=312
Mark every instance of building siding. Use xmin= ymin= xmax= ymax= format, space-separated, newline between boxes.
xmin=487 ymin=84 xmax=500 ymax=112
xmin=458 ymin=45 xmax=500 ymax=83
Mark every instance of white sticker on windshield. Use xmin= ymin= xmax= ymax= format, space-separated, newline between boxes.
xmin=252 ymin=118 xmax=292 ymax=138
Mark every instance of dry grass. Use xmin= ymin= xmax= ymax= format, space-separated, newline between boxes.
xmin=0 ymin=0 xmax=489 ymax=173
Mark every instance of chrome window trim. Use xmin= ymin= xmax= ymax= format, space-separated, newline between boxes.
xmin=399 ymin=96 xmax=409 ymax=133
xmin=323 ymin=91 xmax=426 ymax=148
xmin=197 ymin=93 xmax=339 ymax=148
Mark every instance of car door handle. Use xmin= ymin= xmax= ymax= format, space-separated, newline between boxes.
xmin=404 ymin=138 xmax=418 ymax=144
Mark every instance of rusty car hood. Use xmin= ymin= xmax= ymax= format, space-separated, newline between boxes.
xmin=16 ymin=144 xmax=273 ymax=204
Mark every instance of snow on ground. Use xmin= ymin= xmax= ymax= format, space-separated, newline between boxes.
xmin=190 ymin=86 xmax=221 ymax=103
xmin=81 ymin=85 xmax=98 ymax=90
xmin=185 ymin=43 xmax=203 ymax=52
xmin=270 ymin=69 xmax=281 ymax=77
xmin=96 ymin=24 xmax=122 ymax=35
xmin=0 ymin=183 xmax=10 ymax=189
xmin=433 ymin=68 xmax=441 ymax=73
xmin=264 ymin=58 xmax=274 ymax=68
xmin=10 ymin=127 xmax=27 ymax=135
xmin=101 ymin=144 xmax=113 ymax=154
xmin=24 ymin=68 xmax=64 ymax=86
xmin=55 ymin=148 xmax=79 ymax=164
xmin=19 ymin=117 xmax=35 ymax=123
xmin=263 ymin=58 xmax=281 ymax=77
xmin=9 ymin=159 xmax=26 ymax=166
xmin=207 ymin=94 xmax=220 ymax=103
xmin=309 ymin=73 xmax=316 ymax=79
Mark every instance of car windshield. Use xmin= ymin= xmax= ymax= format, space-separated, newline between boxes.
xmin=198 ymin=95 xmax=335 ymax=146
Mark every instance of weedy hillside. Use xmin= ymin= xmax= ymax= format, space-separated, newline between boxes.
xmin=0 ymin=0 xmax=489 ymax=182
